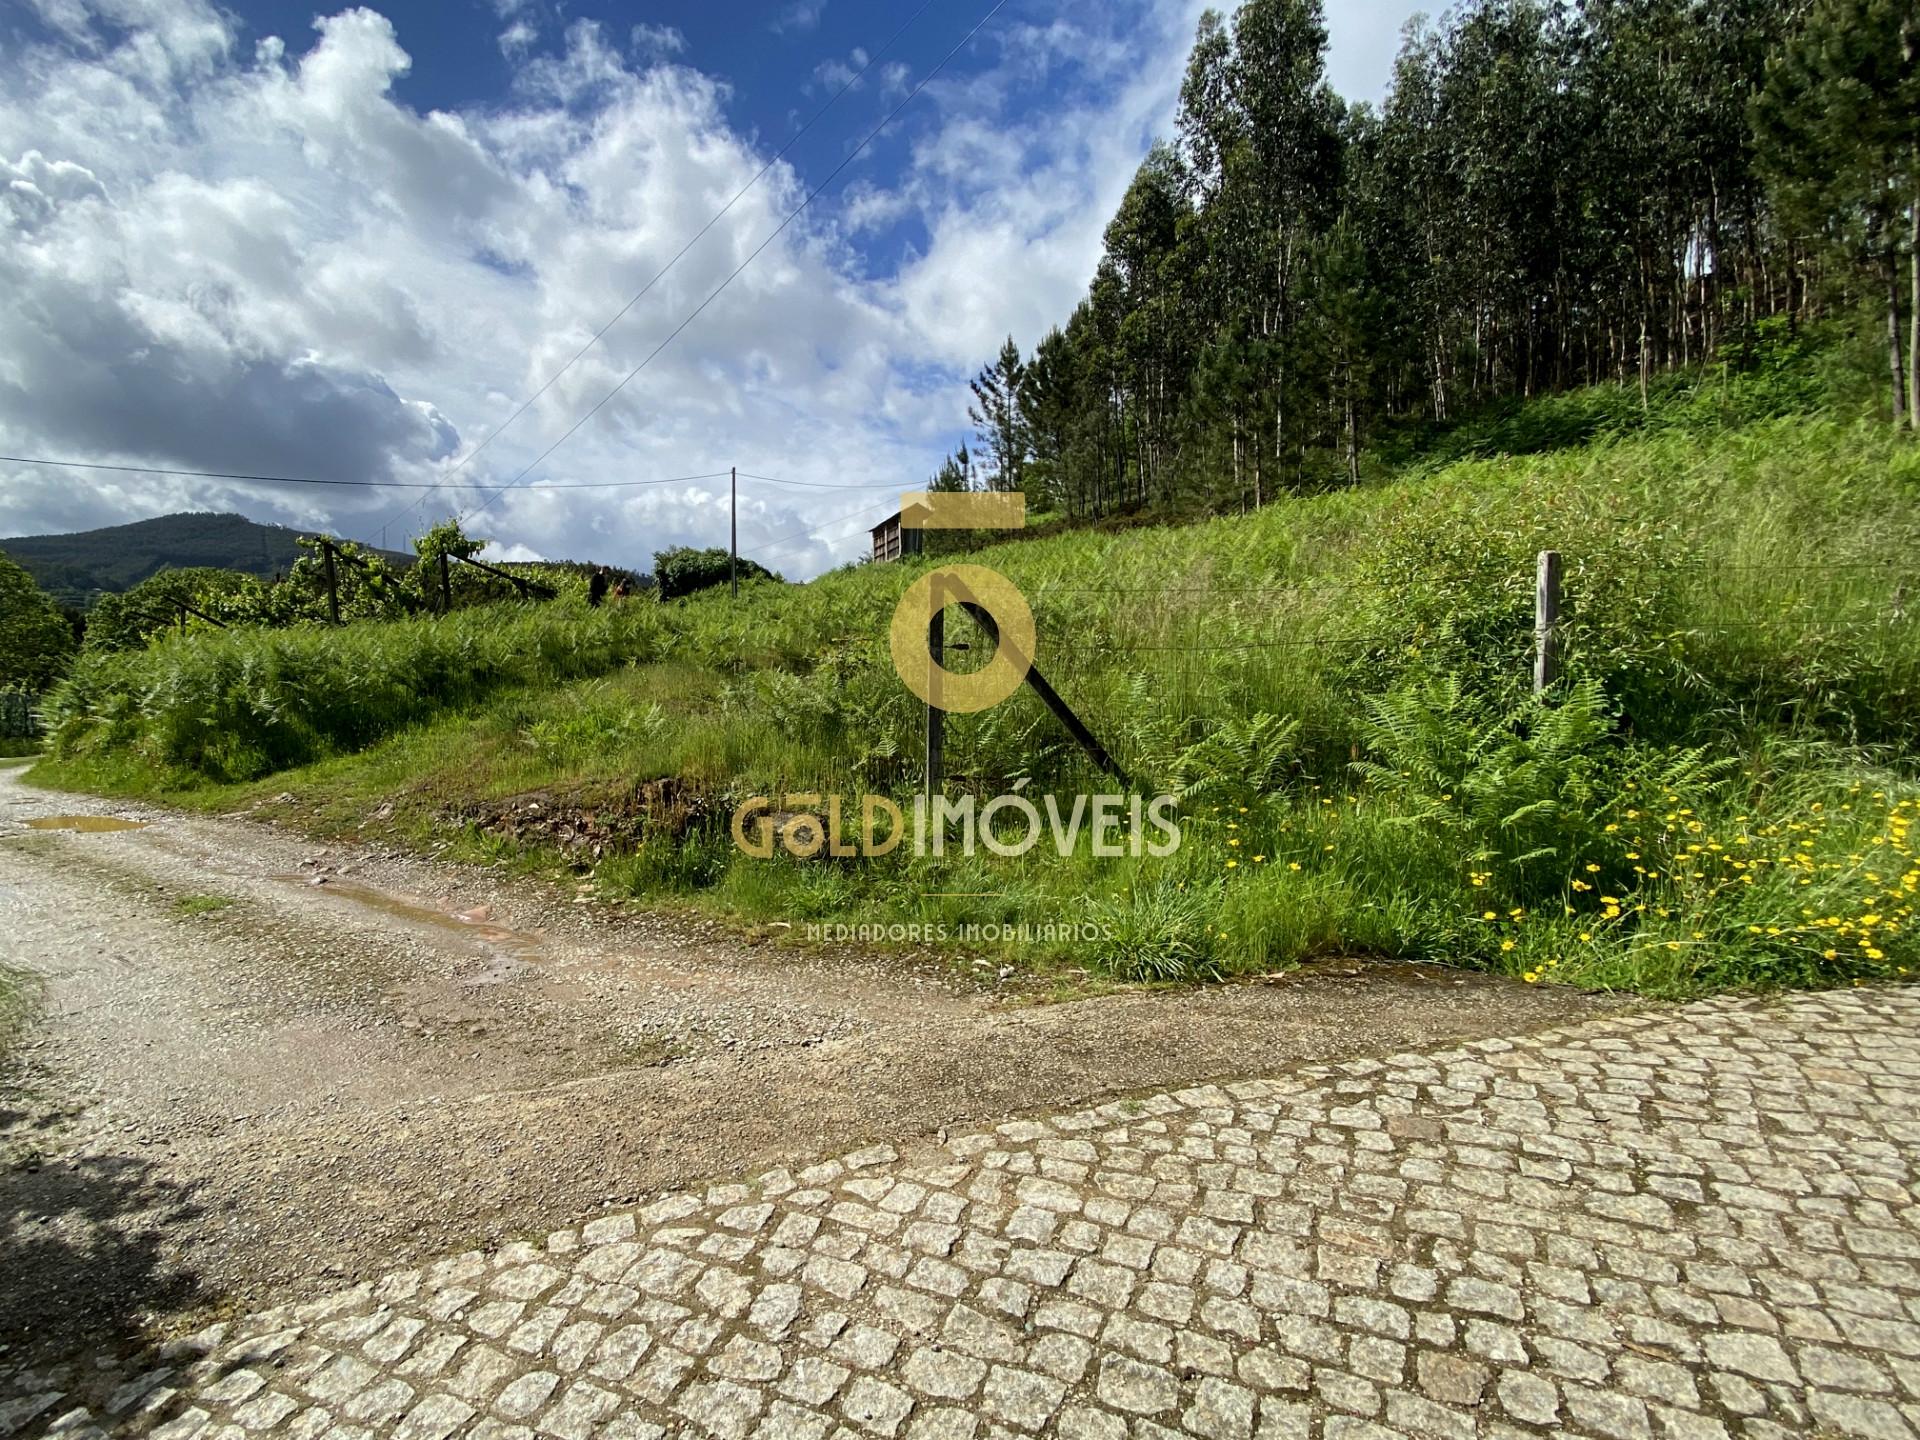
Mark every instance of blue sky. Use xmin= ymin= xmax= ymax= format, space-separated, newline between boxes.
xmin=0 ymin=0 xmax=1422 ymax=575
xmin=213 ymin=0 xmax=1420 ymax=284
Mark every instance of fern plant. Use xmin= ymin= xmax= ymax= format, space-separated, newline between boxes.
xmin=1355 ymin=677 xmax=1728 ymax=899
xmin=1172 ymin=712 xmax=1303 ymax=809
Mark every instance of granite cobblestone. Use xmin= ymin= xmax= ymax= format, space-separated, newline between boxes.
xmin=7 ymin=988 xmax=1920 ymax=1438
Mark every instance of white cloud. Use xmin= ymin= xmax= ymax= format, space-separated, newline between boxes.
xmin=811 ymin=47 xmax=867 ymax=94
xmin=877 ymin=61 xmax=911 ymax=100
xmin=629 ymin=23 xmax=687 ymax=62
xmin=498 ymin=20 xmax=538 ymax=58
xmin=0 ymin=0 xmax=1358 ymax=579
xmin=840 ymin=178 xmax=913 ymax=236
xmin=884 ymin=1 xmax=1213 ymax=367
xmin=771 ymin=1 xmax=827 ymax=36
xmin=479 ymin=540 xmax=546 ymax=562
xmin=1325 ymin=1 xmax=1427 ymax=105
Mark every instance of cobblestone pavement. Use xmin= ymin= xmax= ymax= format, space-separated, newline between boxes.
xmin=7 ymin=986 xmax=1920 ymax=1440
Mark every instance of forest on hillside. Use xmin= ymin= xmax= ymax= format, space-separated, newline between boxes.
xmin=945 ymin=0 xmax=1919 ymax=513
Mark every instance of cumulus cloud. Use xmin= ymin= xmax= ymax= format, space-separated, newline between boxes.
xmin=2 ymin=150 xmax=109 ymax=230
xmin=0 ymin=0 xmax=1232 ymax=577
xmin=480 ymin=540 xmax=546 ymax=563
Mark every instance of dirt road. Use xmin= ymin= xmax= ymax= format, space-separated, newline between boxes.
xmin=0 ymin=761 xmax=1624 ymax=1364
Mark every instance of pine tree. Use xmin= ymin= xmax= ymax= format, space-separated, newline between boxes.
xmin=1019 ymin=329 xmax=1080 ymax=514
xmin=927 ymin=445 xmax=971 ymax=493
xmin=968 ymin=339 xmax=1029 ymax=491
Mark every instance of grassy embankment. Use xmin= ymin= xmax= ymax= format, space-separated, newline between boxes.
xmin=30 ymin=340 xmax=1920 ymax=996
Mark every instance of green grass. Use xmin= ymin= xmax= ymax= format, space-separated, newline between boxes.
xmin=171 ymin=893 xmax=236 ymax=918
xmin=28 ymin=344 xmax=1920 ymax=999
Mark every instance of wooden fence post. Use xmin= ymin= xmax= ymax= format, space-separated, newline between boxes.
xmin=322 ymin=543 xmax=341 ymax=626
xmin=1535 ymin=550 xmax=1562 ymax=694
xmin=925 ymin=606 xmax=944 ymax=796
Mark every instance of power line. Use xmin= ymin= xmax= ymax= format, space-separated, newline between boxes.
xmin=459 ymin=0 xmax=1015 ymax=528
xmin=0 ymin=454 xmax=731 ymax=490
xmin=0 ymin=454 xmax=899 ymax=493
xmin=743 ymin=476 xmax=900 ymax=491
xmin=383 ymin=0 xmax=940 ymax=537
xmin=751 ymin=498 xmax=898 ymax=562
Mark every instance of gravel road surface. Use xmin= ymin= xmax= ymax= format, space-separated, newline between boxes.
xmin=0 ymin=763 xmax=1621 ymax=1367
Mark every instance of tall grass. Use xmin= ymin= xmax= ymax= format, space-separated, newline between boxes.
xmin=46 ymin=598 xmax=674 ymax=781
xmin=33 ymin=370 xmax=1920 ymax=997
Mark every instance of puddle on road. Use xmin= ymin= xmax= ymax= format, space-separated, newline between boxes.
xmin=280 ymin=874 xmax=636 ymax=1074
xmin=26 ymin=815 xmax=149 ymax=833
xmin=283 ymin=875 xmax=552 ymax=985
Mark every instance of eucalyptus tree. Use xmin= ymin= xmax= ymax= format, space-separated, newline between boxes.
xmin=961 ymin=0 xmax=1908 ymax=530
xmin=1102 ymin=144 xmax=1198 ymax=507
xmin=1755 ymin=0 xmax=1920 ymax=429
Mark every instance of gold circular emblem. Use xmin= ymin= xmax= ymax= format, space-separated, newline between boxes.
xmin=888 ymin=564 xmax=1037 ymax=715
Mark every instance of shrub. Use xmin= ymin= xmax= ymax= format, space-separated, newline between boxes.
xmin=1089 ymin=881 xmax=1219 ymax=983
xmin=0 ymin=550 xmax=75 ymax=690
xmin=45 ymin=600 xmax=670 ymax=782
xmin=654 ymin=546 xmax=779 ymax=601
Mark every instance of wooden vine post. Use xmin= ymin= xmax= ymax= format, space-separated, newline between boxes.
xmin=448 ymin=552 xmax=558 ymax=601
xmin=1535 ymin=550 xmax=1562 ymax=694
xmin=921 ymin=599 xmax=1127 ymax=795
xmin=925 ymin=607 xmax=944 ymax=796
xmin=323 ymin=542 xmax=341 ymax=626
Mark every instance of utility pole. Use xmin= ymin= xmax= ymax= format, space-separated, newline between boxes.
xmin=730 ymin=466 xmax=739 ymax=600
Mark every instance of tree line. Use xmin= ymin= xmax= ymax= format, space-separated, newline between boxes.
xmin=0 ymin=521 xmax=793 ymax=697
xmin=948 ymin=0 xmax=1918 ymax=517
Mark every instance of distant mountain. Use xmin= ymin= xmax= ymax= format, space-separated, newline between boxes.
xmin=0 ymin=512 xmax=413 ymax=609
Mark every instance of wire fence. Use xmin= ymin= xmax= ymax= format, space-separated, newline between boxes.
xmin=921 ymin=549 xmax=1917 ymax=789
